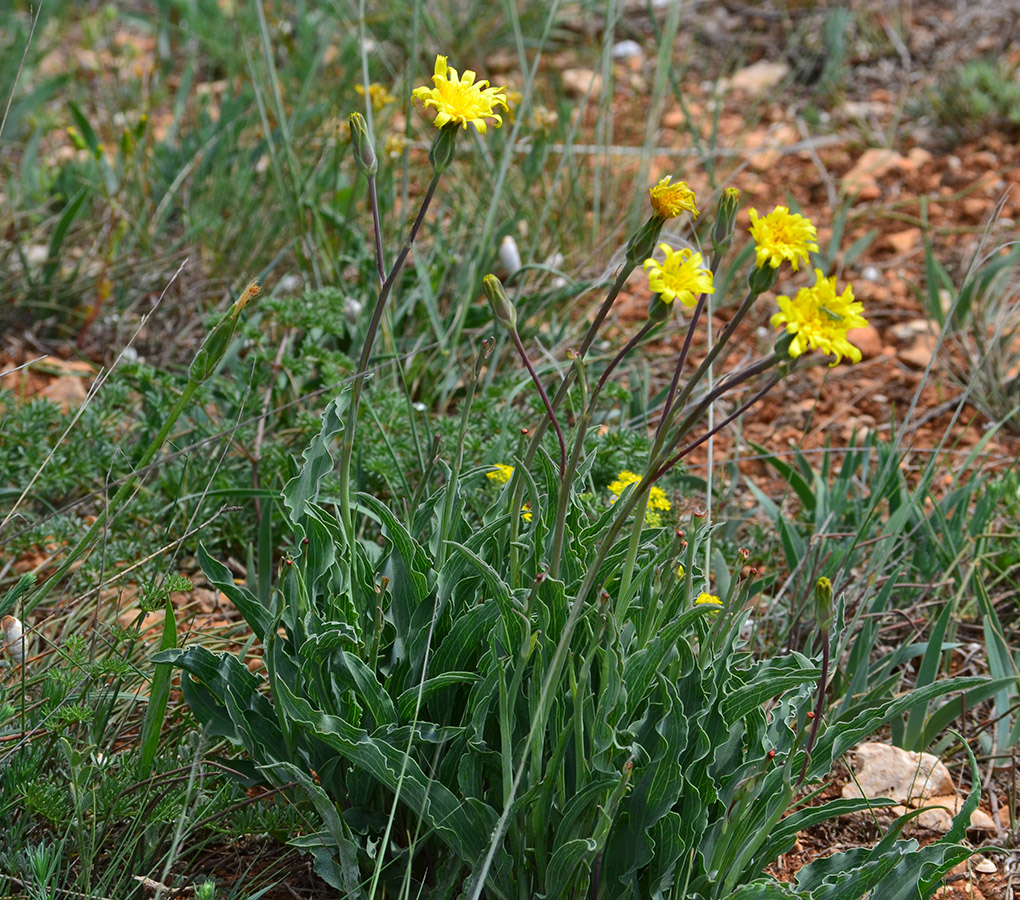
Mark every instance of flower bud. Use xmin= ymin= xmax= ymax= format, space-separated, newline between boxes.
xmin=348 ymin=112 xmax=378 ymax=177
xmin=483 ymin=274 xmax=517 ymax=330
xmin=189 ymin=280 xmax=261 ymax=384
xmin=815 ymin=576 xmax=834 ymax=630
xmin=428 ymin=122 xmax=459 ymax=174
xmin=712 ymin=188 xmax=740 ymax=256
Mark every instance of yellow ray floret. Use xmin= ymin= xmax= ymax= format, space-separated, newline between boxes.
xmin=771 ymin=268 xmax=868 ymax=366
xmin=412 ymin=55 xmax=508 ymax=134
xmin=649 ymin=176 xmax=699 ymax=219
xmin=749 ymin=206 xmax=820 ymax=272
xmin=608 ymin=470 xmax=671 ymax=527
xmin=356 ymin=82 xmax=397 ymax=111
xmin=486 ymin=463 xmax=515 ymax=484
xmin=695 ymin=592 xmax=722 ymax=613
xmin=643 ymin=243 xmax=715 ymax=308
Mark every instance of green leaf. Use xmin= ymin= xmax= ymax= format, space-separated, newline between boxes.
xmin=197 ymin=544 xmax=273 ymax=639
xmin=283 ymin=396 xmax=344 ymax=523
xmin=721 ymin=656 xmax=821 ymax=723
xmin=544 ymin=838 xmax=596 ymax=900
xmin=137 ymin=596 xmax=177 ymax=778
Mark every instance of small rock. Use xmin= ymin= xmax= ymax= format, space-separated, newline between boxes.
xmin=728 ymin=60 xmax=790 ymax=96
xmin=973 ymin=856 xmax=997 ymax=874
xmin=890 ymin=318 xmax=936 ymax=342
xmin=40 ymin=375 xmax=88 ymax=411
xmin=861 ymin=265 xmax=881 ymax=282
xmin=844 ymin=148 xmax=900 ymax=196
xmin=886 ymin=227 xmax=921 ymax=255
xmin=612 ymin=40 xmax=644 ymax=62
xmin=842 ymin=742 xmax=954 ymax=805
xmin=847 ymin=325 xmax=882 ymax=360
xmin=561 ymin=69 xmax=602 ymax=99
xmin=899 ymin=334 xmax=939 ymax=370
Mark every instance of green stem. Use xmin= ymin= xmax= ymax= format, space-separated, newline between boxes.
xmin=510 ymin=328 xmax=566 ymax=478
xmin=339 ymin=171 xmax=442 ymax=537
xmin=650 ymin=287 xmax=759 ymax=460
xmin=368 ymin=174 xmax=386 ymax=284
xmin=548 ymin=319 xmax=656 ymax=578
xmin=616 ymin=490 xmax=649 ymax=615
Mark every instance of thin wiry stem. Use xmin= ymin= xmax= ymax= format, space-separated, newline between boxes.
xmin=511 ymin=329 xmax=567 ymax=478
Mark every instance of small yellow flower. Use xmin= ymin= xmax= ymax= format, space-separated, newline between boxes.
xmin=676 ymin=564 xmax=685 ymax=579
xmin=531 ymin=105 xmax=559 ymax=132
xmin=412 ymin=55 xmax=508 ymax=134
xmin=695 ymin=592 xmax=723 ymax=613
xmin=608 ymin=470 xmax=671 ymax=527
xmin=649 ymin=176 xmax=699 ymax=219
xmin=355 ymin=82 xmax=397 ymax=111
xmin=771 ymin=268 xmax=868 ymax=365
xmin=504 ymin=88 xmax=523 ymax=123
xmin=521 ymin=502 xmax=533 ymax=523
xmin=384 ymin=133 xmax=408 ymax=160
xmin=749 ymin=206 xmax=820 ymax=272
xmin=486 ymin=463 xmax=515 ymax=484
xmin=643 ymin=243 xmax=715 ymax=308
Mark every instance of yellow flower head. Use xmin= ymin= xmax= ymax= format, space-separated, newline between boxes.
xmin=486 ymin=463 xmax=515 ymax=484
xmin=355 ymin=82 xmax=397 ymax=111
xmin=412 ymin=55 xmax=508 ymax=134
xmin=608 ymin=470 xmax=671 ymax=527
xmin=771 ymin=268 xmax=869 ymax=366
xmin=749 ymin=206 xmax=820 ymax=272
xmin=695 ymin=591 xmax=723 ymax=612
xmin=521 ymin=502 xmax=533 ymax=522
xmin=643 ymin=243 xmax=715 ymax=308
xmin=384 ymin=133 xmax=408 ymax=160
xmin=649 ymin=176 xmax=699 ymax=219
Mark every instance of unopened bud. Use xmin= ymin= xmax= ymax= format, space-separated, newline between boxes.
xmin=712 ymin=188 xmax=740 ymax=256
xmin=348 ymin=112 xmax=378 ymax=177
xmin=483 ymin=274 xmax=517 ymax=330
xmin=815 ymin=576 xmax=834 ymax=631
xmin=189 ymin=279 xmax=261 ymax=384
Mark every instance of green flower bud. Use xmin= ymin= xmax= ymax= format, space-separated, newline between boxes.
xmin=348 ymin=112 xmax=378 ymax=177
xmin=483 ymin=274 xmax=517 ymax=330
xmin=428 ymin=123 xmax=459 ymax=174
xmin=624 ymin=215 xmax=665 ymax=266
xmin=712 ymin=187 xmax=740 ymax=256
xmin=748 ymin=262 xmax=779 ymax=294
xmin=188 ymin=280 xmax=261 ymax=384
xmin=815 ymin=576 xmax=834 ymax=630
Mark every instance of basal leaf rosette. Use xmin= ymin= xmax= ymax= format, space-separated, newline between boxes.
xmin=643 ymin=243 xmax=714 ymax=310
xmin=749 ymin=206 xmax=820 ymax=272
xmin=772 ymin=268 xmax=868 ymax=366
xmin=412 ymin=55 xmax=508 ymax=134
